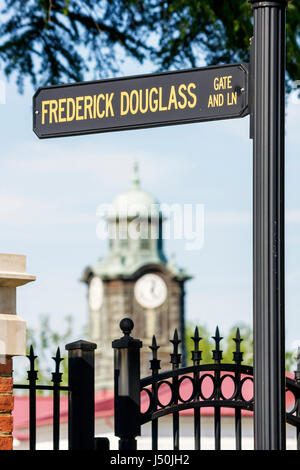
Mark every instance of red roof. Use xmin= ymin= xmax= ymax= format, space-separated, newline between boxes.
xmin=13 ymin=372 xmax=295 ymax=442
xmin=13 ymin=390 xmax=114 ymax=441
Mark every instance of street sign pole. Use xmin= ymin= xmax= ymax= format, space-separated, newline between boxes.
xmin=249 ymin=0 xmax=287 ymax=450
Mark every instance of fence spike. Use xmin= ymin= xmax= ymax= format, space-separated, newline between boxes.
xmin=297 ymin=347 xmax=300 ymax=370
xmin=192 ymin=326 xmax=200 ymax=344
xmin=233 ymin=328 xmax=244 ymax=364
xmin=26 ymin=345 xmax=38 ymax=382
xmin=212 ymin=326 xmax=223 ymax=363
xmin=174 ymin=329 xmax=179 ymax=342
xmin=52 ymin=347 xmax=63 ymax=385
xmin=52 ymin=347 xmax=63 ymax=374
xmin=170 ymin=329 xmax=181 ymax=369
xmin=233 ymin=328 xmax=242 ymax=350
xmin=149 ymin=335 xmax=161 ymax=374
xmin=191 ymin=326 xmax=202 ymax=365
xmin=27 ymin=345 xmax=37 ymax=369
xmin=150 ymin=335 xmax=159 ymax=354
xmin=170 ymin=329 xmax=181 ymax=352
xmin=212 ymin=326 xmax=223 ymax=348
xmin=295 ymin=347 xmax=300 ymax=384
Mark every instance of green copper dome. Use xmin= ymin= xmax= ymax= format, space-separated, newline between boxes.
xmin=107 ymin=162 xmax=160 ymax=220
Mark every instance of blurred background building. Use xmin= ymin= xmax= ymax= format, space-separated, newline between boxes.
xmin=81 ymin=164 xmax=191 ymax=389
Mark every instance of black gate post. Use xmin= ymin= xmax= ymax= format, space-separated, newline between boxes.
xmin=249 ymin=0 xmax=288 ymax=450
xmin=112 ymin=318 xmax=142 ymax=450
xmin=65 ymin=340 xmax=97 ymax=450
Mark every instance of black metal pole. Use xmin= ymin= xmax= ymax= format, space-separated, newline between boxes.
xmin=112 ymin=318 xmax=142 ymax=450
xmin=65 ymin=340 xmax=97 ymax=450
xmin=249 ymin=0 xmax=287 ymax=450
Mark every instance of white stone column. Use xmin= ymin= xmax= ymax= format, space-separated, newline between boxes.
xmin=0 ymin=253 xmax=35 ymax=449
xmin=0 ymin=253 xmax=35 ymax=357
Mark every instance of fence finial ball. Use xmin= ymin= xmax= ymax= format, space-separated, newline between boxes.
xmin=120 ymin=318 xmax=134 ymax=336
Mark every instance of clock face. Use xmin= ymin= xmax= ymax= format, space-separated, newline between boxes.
xmin=134 ymin=274 xmax=167 ymax=309
xmin=89 ymin=277 xmax=103 ymax=311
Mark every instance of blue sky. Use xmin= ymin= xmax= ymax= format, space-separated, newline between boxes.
xmin=1 ymin=57 xmax=300 ymax=359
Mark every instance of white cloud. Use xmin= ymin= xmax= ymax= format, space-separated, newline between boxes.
xmin=0 ymin=193 xmax=95 ymax=227
xmin=3 ymin=138 xmax=178 ymax=194
xmin=206 ymin=210 xmax=251 ymax=225
xmin=205 ymin=209 xmax=300 ymax=226
xmin=0 ymin=195 xmax=26 ymax=217
xmin=286 ymin=97 xmax=300 ymax=143
xmin=286 ymin=268 xmax=300 ymax=284
xmin=286 ymin=210 xmax=300 ymax=223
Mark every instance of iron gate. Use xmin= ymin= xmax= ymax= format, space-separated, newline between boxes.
xmin=113 ymin=318 xmax=300 ymax=450
xmin=13 ymin=320 xmax=300 ymax=450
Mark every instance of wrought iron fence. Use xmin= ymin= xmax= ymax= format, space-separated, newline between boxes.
xmin=113 ymin=318 xmax=300 ymax=451
xmin=13 ymin=339 xmax=98 ymax=451
xmin=13 ymin=320 xmax=300 ymax=451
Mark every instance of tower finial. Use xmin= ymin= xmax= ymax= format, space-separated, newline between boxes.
xmin=132 ymin=161 xmax=140 ymax=188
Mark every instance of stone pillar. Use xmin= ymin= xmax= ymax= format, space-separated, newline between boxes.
xmin=0 ymin=254 xmax=35 ymax=450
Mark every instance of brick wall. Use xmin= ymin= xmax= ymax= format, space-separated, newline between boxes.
xmin=0 ymin=358 xmax=13 ymax=450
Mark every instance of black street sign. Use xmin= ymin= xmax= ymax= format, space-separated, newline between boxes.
xmin=33 ymin=63 xmax=249 ymax=139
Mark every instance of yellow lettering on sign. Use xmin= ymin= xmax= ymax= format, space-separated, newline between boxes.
xmin=120 ymin=91 xmax=129 ymax=116
xmin=168 ymin=85 xmax=178 ymax=111
xmin=187 ymin=83 xmax=197 ymax=108
xmin=75 ymin=96 xmax=83 ymax=120
xmin=96 ymin=94 xmax=105 ymax=118
xmin=49 ymin=100 xmax=58 ymax=124
xmin=208 ymin=93 xmax=224 ymax=108
xmin=139 ymin=89 xmax=149 ymax=114
xmin=58 ymin=98 xmax=66 ymax=122
xmin=158 ymin=87 xmax=167 ymax=111
xmin=149 ymin=88 xmax=158 ymax=112
xmin=40 ymin=80 xmax=203 ymax=125
xmin=227 ymin=91 xmax=237 ymax=106
xmin=97 ymin=93 xmax=105 ymax=119
xmin=215 ymin=94 xmax=224 ymax=107
xmin=105 ymin=92 xmax=114 ymax=117
xmin=93 ymin=94 xmax=97 ymax=119
xmin=130 ymin=89 xmax=139 ymax=115
xmin=41 ymin=100 xmax=50 ymax=125
xmin=177 ymin=84 xmax=188 ymax=110
xmin=214 ymin=76 xmax=233 ymax=91
xmin=66 ymin=98 xmax=75 ymax=121
xmin=84 ymin=96 xmax=93 ymax=120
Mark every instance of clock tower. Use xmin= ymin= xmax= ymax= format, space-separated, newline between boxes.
xmin=81 ymin=164 xmax=191 ymax=389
